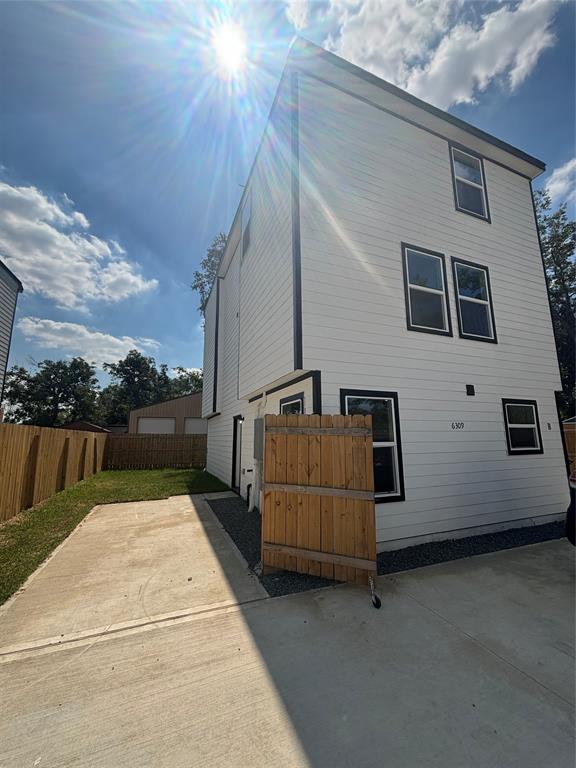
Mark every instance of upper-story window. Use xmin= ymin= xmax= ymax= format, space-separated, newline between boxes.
xmin=452 ymin=258 xmax=497 ymax=343
xmin=241 ymin=190 xmax=252 ymax=256
xmin=402 ymin=243 xmax=452 ymax=337
xmin=450 ymin=145 xmax=490 ymax=221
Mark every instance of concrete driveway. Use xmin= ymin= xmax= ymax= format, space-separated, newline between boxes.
xmin=0 ymin=494 xmax=265 ymax=652
xmin=0 ymin=495 xmax=574 ymax=768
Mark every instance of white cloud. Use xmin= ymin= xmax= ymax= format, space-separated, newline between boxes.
xmin=295 ymin=0 xmax=561 ymax=110
xmin=325 ymin=0 xmax=455 ymax=89
xmin=545 ymin=158 xmax=576 ymax=205
xmin=0 ymin=181 xmax=158 ymax=311
xmin=405 ymin=0 xmax=558 ymax=108
xmin=286 ymin=0 xmax=311 ymax=30
xmin=17 ymin=317 xmax=160 ymax=368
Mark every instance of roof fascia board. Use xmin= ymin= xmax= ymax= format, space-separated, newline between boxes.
xmin=0 ymin=260 xmax=24 ymax=292
xmin=290 ymin=38 xmax=545 ymax=179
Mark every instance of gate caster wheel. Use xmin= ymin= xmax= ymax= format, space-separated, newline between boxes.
xmin=369 ymin=576 xmax=381 ymax=609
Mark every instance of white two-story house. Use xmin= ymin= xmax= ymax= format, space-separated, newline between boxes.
xmin=0 ymin=259 xmax=23 ymax=410
xmin=202 ymin=39 xmax=569 ymax=550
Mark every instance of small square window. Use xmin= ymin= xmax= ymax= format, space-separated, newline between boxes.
xmin=450 ymin=146 xmax=490 ymax=221
xmin=279 ymin=392 xmax=304 ymax=415
xmin=502 ymin=399 xmax=543 ymax=455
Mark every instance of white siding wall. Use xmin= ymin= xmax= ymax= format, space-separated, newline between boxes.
xmin=0 ymin=269 xmax=19 ymax=395
xmin=298 ymin=74 xmax=568 ymax=546
xmin=206 ymin=247 xmax=315 ymax=506
xmin=206 ymin=75 xmax=298 ymax=493
xmin=238 ymin=77 xmax=294 ymax=397
xmin=239 ymin=376 xmax=315 ymax=507
xmin=206 ymin=233 xmax=315 ymax=500
xmin=206 ymin=243 xmax=241 ymax=486
xmin=201 ymin=285 xmax=218 ymax=418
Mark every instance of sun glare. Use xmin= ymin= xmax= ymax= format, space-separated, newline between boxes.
xmin=212 ymin=23 xmax=247 ymax=78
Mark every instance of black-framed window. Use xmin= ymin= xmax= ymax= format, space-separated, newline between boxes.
xmin=450 ymin=145 xmax=490 ymax=221
xmin=502 ymin=399 xmax=543 ymax=455
xmin=451 ymin=258 xmax=497 ymax=343
xmin=340 ymin=389 xmax=405 ymax=503
xmin=401 ymin=243 xmax=452 ymax=336
xmin=241 ymin=190 xmax=252 ymax=256
xmin=279 ymin=392 xmax=304 ymax=415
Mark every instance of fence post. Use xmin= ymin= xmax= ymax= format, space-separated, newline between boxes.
xmin=57 ymin=437 xmax=70 ymax=491
xmin=20 ymin=433 xmax=40 ymax=511
xmin=78 ymin=437 xmax=87 ymax=481
xmin=103 ymin=434 xmax=111 ymax=470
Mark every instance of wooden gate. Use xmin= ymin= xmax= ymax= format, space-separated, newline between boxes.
xmin=262 ymin=414 xmax=376 ymax=585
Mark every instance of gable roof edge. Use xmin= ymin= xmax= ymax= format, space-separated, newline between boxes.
xmin=289 ymin=38 xmax=545 ymax=175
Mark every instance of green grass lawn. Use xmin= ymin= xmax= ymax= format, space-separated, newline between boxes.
xmin=0 ymin=468 xmax=228 ymax=605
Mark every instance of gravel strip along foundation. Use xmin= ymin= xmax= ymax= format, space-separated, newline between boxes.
xmin=377 ymin=521 xmax=566 ymax=574
xmin=207 ymin=496 xmax=566 ymax=595
xmin=206 ymin=496 xmax=335 ymax=597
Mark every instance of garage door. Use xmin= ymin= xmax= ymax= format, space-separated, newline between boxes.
xmin=137 ymin=417 xmax=176 ymax=434
xmin=184 ymin=418 xmax=207 ymax=434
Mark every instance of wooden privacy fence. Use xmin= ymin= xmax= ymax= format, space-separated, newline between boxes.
xmin=563 ymin=422 xmax=575 ymax=472
xmin=103 ymin=433 xmax=207 ymax=470
xmin=262 ymin=414 xmax=377 ymax=585
xmin=0 ymin=423 xmax=107 ymax=522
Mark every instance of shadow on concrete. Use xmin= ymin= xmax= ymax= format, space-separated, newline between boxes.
xmin=196 ymin=493 xmax=575 ymax=768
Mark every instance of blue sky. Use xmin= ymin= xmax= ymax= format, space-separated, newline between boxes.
xmin=1 ymin=0 xmax=574 ymax=381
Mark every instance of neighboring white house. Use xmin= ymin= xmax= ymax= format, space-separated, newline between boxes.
xmin=202 ymin=39 xmax=569 ymax=550
xmin=0 ymin=260 xmax=23 ymax=409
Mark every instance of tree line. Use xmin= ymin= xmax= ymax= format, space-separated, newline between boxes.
xmin=2 ymin=350 xmax=202 ymax=427
xmin=534 ymin=189 xmax=575 ymax=419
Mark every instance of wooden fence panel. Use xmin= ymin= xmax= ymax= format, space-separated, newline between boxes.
xmin=262 ymin=414 xmax=376 ymax=585
xmin=563 ymin=423 xmax=575 ymax=472
xmin=103 ymin=434 xmax=207 ymax=470
xmin=0 ymin=424 xmax=107 ymax=522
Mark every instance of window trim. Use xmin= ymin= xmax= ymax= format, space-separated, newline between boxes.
xmin=279 ymin=392 xmax=304 ymax=415
xmin=401 ymin=243 xmax=453 ymax=337
xmin=241 ymin=190 xmax=252 ymax=257
xmin=449 ymin=143 xmax=491 ymax=222
xmin=340 ymin=389 xmax=406 ymax=504
xmin=451 ymin=257 xmax=498 ymax=344
xmin=502 ymin=398 xmax=543 ymax=456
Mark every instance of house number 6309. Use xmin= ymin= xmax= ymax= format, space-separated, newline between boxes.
xmin=451 ymin=422 xmax=465 ymax=430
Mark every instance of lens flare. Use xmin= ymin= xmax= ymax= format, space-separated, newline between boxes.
xmin=212 ymin=22 xmax=247 ymax=78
